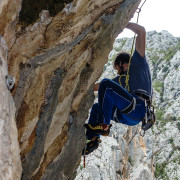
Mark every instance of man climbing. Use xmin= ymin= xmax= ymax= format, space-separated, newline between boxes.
xmin=83 ymin=22 xmax=155 ymax=155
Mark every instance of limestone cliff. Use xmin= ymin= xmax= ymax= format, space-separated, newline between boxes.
xmin=0 ymin=0 xmax=141 ymax=179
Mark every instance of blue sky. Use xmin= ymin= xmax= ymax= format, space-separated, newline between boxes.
xmin=118 ymin=0 xmax=180 ymax=38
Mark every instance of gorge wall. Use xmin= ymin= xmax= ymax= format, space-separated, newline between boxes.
xmin=0 ymin=0 xmax=142 ymax=179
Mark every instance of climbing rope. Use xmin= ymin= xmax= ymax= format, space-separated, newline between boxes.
xmin=83 ymin=141 xmax=87 ymax=167
xmin=119 ymin=0 xmax=147 ymax=91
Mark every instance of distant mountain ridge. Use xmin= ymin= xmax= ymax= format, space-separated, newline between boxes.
xmin=76 ymin=30 xmax=180 ymax=180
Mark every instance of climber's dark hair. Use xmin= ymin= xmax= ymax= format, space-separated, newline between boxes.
xmin=114 ymin=52 xmax=131 ymax=67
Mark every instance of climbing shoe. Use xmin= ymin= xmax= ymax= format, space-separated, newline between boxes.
xmin=82 ymin=137 xmax=101 ymax=155
xmin=84 ymin=124 xmax=112 ymax=136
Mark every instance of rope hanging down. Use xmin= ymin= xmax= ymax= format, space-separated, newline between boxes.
xmin=119 ymin=0 xmax=147 ymax=91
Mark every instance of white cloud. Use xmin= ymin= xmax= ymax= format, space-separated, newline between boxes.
xmin=118 ymin=0 xmax=180 ymax=38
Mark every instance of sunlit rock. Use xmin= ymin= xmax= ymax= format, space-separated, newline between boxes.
xmin=0 ymin=0 xmax=142 ymax=179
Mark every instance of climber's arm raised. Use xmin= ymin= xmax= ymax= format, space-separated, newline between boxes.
xmin=125 ymin=22 xmax=146 ymax=57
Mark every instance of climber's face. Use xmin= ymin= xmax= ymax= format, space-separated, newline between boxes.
xmin=115 ymin=62 xmax=129 ymax=75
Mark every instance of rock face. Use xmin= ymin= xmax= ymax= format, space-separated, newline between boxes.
xmin=0 ymin=36 xmax=22 ymax=179
xmin=0 ymin=0 xmax=142 ymax=179
xmin=76 ymin=30 xmax=180 ymax=180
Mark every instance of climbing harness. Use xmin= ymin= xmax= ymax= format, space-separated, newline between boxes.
xmin=119 ymin=0 xmax=147 ymax=92
xmin=132 ymin=89 xmax=156 ymax=136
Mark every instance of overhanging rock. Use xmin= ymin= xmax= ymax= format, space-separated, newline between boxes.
xmin=0 ymin=0 xmax=141 ymax=179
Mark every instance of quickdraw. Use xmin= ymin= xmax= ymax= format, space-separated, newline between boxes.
xmin=140 ymin=100 xmax=155 ymax=137
xmin=133 ymin=90 xmax=156 ymax=136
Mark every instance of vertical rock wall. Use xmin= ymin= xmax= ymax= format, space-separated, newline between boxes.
xmin=0 ymin=36 xmax=22 ymax=179
xmin=0 ymin=0 xmax=142 ymax=179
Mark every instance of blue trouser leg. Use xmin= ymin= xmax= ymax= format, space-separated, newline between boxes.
xmin=87 ymin=103 xmax=101 ymax=139
xmin=86 ymin=78 xmax=135 ymax=139
xmin=98 ymin=78 xmax=133 ymax=125
xmin=88 ymin=103 xmax=104 ymax=125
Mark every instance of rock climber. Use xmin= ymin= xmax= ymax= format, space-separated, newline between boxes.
xmin=83 ymin=22 xmax=155 ymax=155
